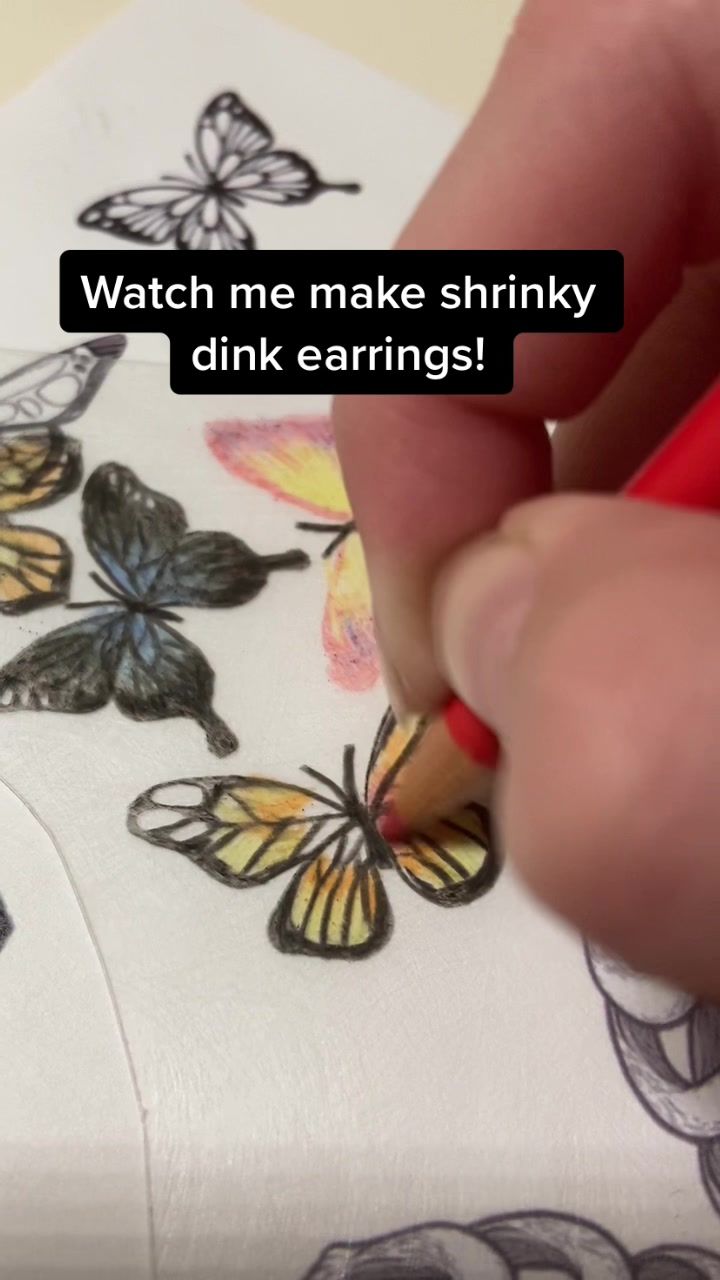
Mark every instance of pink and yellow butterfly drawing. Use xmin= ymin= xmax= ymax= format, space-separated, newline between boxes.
xmin=206 ymin=416 xmax=378 ymax=692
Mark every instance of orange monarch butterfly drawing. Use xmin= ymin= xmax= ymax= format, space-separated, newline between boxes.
xmin=0 ymin=335 xmax=126 ymax=614
xmin=128 ymin=711 xmax=498 ymax=959
xmin=205 ymin=415 xmax=378 ymax=692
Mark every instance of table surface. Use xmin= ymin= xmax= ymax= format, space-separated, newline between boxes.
xmin=1 ymin=0 xmax=520 ymax=112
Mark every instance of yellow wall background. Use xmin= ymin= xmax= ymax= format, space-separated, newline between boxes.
xmin=1 ymin=0 xmax=521 ymax=112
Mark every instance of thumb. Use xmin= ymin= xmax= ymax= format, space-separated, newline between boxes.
xmin=433 ymin=493 xmax=720 ymax=998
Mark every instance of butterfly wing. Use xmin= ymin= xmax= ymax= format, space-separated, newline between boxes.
xmin=206 ymin=417 xmax=352 ymax=521
xmin=0 ymin=433 xmax=81 ymax=515
xmin=206 ymin=416 xmax=377 ymax=689
xmin=81 ymin=459 xmax=307 ymax=608
xmin=0 ymin=525 xmax=72 ymax=614
xmin=80 ymin=94 xmax=268 ymax=248
xmin=128 ymin=774 xmax=342 ymax=885
xmin=0 ymin=336 xmax=126 ymax=435
xmin=149 ymin=529 xmax=308 ymax=609
xmin=82 ymin=462 xmax=187 ymax=601
xmin=112 ymin=615 xmax=238 ymax=757
xmin=365 ymin=710 xmax=422 ymax=809
xmin=194 ymin=93 xmax=358 ymax=206
xmin=78 ymin=185 xmax=205 ymax=246
xmin=0 ymin=602 xmax=236 ymax=754
xmin=389 ymin=808 xmax=497 ymax=905
xmin=225 ymin=150 xmax=345 ymax=206
xmin=366 ymin=711 xmax=498 ymax=906
xmin=0 ymin=610 xmax=123 ymax=712
xmin=269 ymin=832 xmax=391 ymax=959
xmin=195 ymin=92 xmax=273 ymax=176
xmin=322 ymin=532 xmax=378 ymax=691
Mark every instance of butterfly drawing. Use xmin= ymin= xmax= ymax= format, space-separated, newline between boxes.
xmin=128 ymin=710 xmax=498 ymax=959
xmin=206 ymin=416 xmax=378 ymax=691
xmin=0 ymin=335 xmax=126 ymax=615
xmin=78 ymin=91 xmax=361 ymax=251
xmin=0 ymin=462 xmax=309 ymax=755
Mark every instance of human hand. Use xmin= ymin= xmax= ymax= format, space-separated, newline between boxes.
xmin=333 ymin=0 xmax=720 ymax=997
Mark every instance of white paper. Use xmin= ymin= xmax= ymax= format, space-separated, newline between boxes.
xmin=0 ymin=4 xmax=718 ymax=1272
xmin=0 ymin=0 xmax=463 ymax=363
xmin=0 ymin=777 xmax=150 ymax=1278
xmin=0 ymin=346 xmax=717 ymax=1277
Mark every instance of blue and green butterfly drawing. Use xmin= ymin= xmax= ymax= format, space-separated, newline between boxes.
xmin=0 ymin=462 xmax=308 ymax=754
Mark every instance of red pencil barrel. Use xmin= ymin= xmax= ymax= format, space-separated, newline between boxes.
xmin=627 ymin=375 xmax=720 ymax=508
xmin=438 ymin=374 xmax=720 ymax=781
xmin=443 ymin=696 xmax=500 ymax=767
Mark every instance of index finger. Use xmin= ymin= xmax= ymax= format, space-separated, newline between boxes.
xmin=333 ymin=0 xmax=720 ymax=713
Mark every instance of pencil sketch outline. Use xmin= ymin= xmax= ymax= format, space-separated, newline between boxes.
xmin=300 ymin=1208 xmax=720 ymax=1278
xmin=586 ymin=940 xmax=720 ymax=1219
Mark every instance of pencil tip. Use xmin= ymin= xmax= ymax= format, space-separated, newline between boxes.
xmin=377 ymin=802 xmax=410 ymax=844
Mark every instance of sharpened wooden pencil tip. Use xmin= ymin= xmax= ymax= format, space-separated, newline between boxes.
xmin=383 ymin=712 xmax=498 ymax=836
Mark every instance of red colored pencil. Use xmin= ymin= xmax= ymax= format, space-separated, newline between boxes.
xmin=380 ymin=374 xmax=720 ymax=841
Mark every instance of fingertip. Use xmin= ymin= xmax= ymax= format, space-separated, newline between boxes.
xmin=333 ymin=395 xmax=551 ymax=716
xmin=372 ymin=563 xmax=451 ymax=714
xmin=433 ymin=533 xmax=538 ymax=727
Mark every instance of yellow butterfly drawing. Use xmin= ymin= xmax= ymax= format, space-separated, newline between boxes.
xmin=128 ymin=711 xmax=498 ymax=959
xmin=0 ymin=335 xmax=126 ymax=614
xmin=206 ymin=415 xmax=379 ymax=691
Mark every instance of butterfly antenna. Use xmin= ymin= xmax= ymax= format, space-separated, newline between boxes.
xmin=261 ymin=548 xmax=310 ymax=572
xmin=185 ymin=152 xmax=203 ymax=180
xmin=321 ymin=180 xmax=361 ymax=194
xmin=342 ymin=745 xmax=359 ymax=806
xmin=66 ymin=598 xmax=116 ymax=611
xmin=67 ymin=572 xmax=129 ymax=609
xmin=323 ymin=527 xmax=353 ymax=558
xmin=300 ymin=765 xmax=348 ymax=809
xmin=161 ymin=171 xmax=197 ymax=187
xmin=296 ymin=522 xmax=352 ymax=559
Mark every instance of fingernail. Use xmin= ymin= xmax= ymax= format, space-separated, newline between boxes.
xmin=437 ymin=536 xmax=537 ymax=724
xmin=371 ymin=566 xmax=450 ymax=715
xmin=378 ymin=649 xmax=412 ymax=721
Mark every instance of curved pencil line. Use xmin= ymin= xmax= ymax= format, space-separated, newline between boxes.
xmin=0 ymin=775 xmax=157 ymax=1280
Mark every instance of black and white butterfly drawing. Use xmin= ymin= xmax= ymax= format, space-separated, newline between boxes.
xmin=78 ymin=91 xmax=361 ymax=251
xmin=0 ymin=462 xmax=309 ymax=755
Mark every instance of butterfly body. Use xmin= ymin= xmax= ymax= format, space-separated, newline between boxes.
xmin=79 ymin=92 xmax=360 ymax=251
xmin=129 ymin=712 xmax=498 ymax=959
xmin=0 ymin=463 xmax=309 ymax=754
